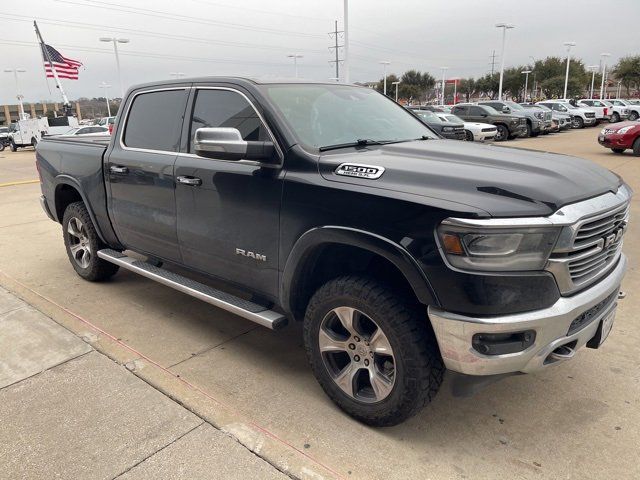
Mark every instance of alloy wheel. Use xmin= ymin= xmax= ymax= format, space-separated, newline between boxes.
xmin=319 ymin=306 xmax=396 ymax=403
xmin=67 ymin=217 xmax=92 ymax=269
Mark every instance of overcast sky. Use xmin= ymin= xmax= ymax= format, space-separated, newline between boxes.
xmin=1 ymin=0 xmax=638 ymax=104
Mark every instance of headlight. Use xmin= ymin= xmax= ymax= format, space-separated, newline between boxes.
xmin=442 ymin=126 xmax=454 ymax=132
xmin=617 ymin=125 xmax=635 ymax=134
xmin=437 ymin=221 xmax=560 ymax=271
xmin=534 ymin=112 xmax=543 ymax=119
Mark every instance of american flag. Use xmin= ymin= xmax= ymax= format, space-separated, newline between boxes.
xmin=41 ymin=44 xmax=82 ymax=80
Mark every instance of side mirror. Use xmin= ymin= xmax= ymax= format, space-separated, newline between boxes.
xmin=502 ymin=106 xmax=510 ymax=113
xmin=194 ymin=127 xmax=276 ymax=163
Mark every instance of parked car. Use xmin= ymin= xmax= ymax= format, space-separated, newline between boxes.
xmin=96 ymin=116 xmax=116 ymax=127
xmin=7 ymin=119 xmax=42 ymax=150
xmin=521 ymin=104 xmax=569 ymax=132
xmin=598 ymin=122 xmax=640 ymax=155
xmin=479 ymin=100 xmax=550 ymax=137
xmin=0 ymin=126 xmax=9 ymax=151
xmin=407 ymin=107 xmax=466 ymax=140
xmin=451 ymin=103 xmax=527 ymax=141
xmin=36 ymin=78 xmax=630 ymax=426
xmin=59 ymin=126 xmax=110 ymax=136
xmin=607 ymin=100 xmax=640 ymax=121
xmin=437 ymin=113 xmax=497 ymax=141
xmin=536 ymin=101 xmax=597 ymax=129
xmin=577 ymin=99 xmax=612 ymax=123
xmin=599 ymin=100 xmax=630 ymax=123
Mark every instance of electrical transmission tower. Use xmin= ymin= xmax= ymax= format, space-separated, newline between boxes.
xmin=490 ymin=50 xmax=497 ymax=76
xmin=328 ymin=20 xmax=344 ymax=81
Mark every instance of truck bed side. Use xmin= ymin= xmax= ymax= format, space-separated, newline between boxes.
xmin=36 ymin=136 xmax=121 ymax=246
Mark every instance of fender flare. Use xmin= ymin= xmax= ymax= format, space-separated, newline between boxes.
xmin=53 ymin=175 xmax=108 ymax=244
xmin=280 ymin=226 xmax=440 ymax=316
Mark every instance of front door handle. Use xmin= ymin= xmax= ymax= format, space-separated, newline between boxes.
xmin=176 ymin=175 xmax=202 ymax=186
xmin=110 ymin=165 xmax=129 ymax=174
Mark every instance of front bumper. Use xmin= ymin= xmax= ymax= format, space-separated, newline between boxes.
xmin=429 ymin=254 xmax=626 ymax=376
xmin=441 ymin=130 xmax=466 ymax=141
xmin=598 ymin=133 xmax=634 ymax=150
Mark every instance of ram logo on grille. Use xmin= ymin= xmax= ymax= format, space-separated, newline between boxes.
xmin=335 ymin=163 xmax=385 ymax=179
xmin=602 ymin=224 xmax=626 ymax=249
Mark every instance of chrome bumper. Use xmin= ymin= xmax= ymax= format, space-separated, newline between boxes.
xmin=429 ymin=254 xmax=626 ymax=376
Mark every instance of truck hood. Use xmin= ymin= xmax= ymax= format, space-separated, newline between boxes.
xmin=319 ymin=139 xmax=620 ymax=217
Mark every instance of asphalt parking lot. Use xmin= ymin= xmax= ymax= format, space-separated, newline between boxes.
xmin=1 ymin=129 xmax=639 ymax=480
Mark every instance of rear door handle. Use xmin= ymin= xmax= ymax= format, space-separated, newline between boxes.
xmin=176 ymin=175 xmax=202 ymax=186
xmin=110 ymin=165 xmax=129 ymax=174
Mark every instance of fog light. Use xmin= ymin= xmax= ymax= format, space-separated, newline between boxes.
xmin=472 ymin=330 xmax=536 ymax=355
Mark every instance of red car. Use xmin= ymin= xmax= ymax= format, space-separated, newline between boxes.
xmin=598 ymin=121 xmax=640 ymax=155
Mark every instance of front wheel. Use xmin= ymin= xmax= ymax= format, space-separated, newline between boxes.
xmin=62 ymin=201 xmax=119 ymax=281
xmin=573 ymin=116 xmax=584 ymax=129
xmin=10 ymin=141 xmax=17 ymax=152
xmin=303 ymin=276 xmax=444 ymax=426
xmin=611 ymin=148 xmax=626 ymax=154
xmin=629 ymin=111 xmax=639 ymax=121
xmin=633 ymin=137 xmax=640 ymax=157
xmin=464 ymin=130 xmax=474 ymax=141
xmin=611 ymin=112 xmax=620 ymax=123
xmin=494 ymin=124 xmax=509 ymax=142
xmin=31 ymin=137 xmax=38 ymax=149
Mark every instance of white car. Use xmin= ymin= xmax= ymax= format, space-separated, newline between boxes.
xmin=59 ymin=126 xmax=110 ymax=136
xmin=438 ymin=113 xmax=497 ymax=142
xmin=577 ymin=99 xmax=611 ymax=123
xmin=536 ymin=101 xmax=597 ymax=128
xmin=607 ymin=100 xmax=640 ymax=121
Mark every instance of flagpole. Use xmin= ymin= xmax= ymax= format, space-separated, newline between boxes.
xmin=34 ymin=20 xmax=71 ymax=113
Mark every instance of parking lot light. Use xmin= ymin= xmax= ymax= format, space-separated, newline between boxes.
xmin=587 ymin=65 xmax=599 ymax=99
xmin=98 ymin=82 xmax=112 ymax=117
xmin=521 ymin=70 xmax=532 ymax=102
xmin=440 ymin=67 xmax=448 ymax=105
xmin=495 ymin=23 xmax=515 ymax=101
xmin=379 ymin=61 xmax=391 ymax=95
xmin=391 ymin=81 xmax=400 ymax=102
xmin=600 ymin=53 xmax=611 ymax=99
xmin=100 ymin=37 xmax=130 ymax=99
xmin=563 ymin=42 xmax=576 ymax=99
xmin=4 ymin=68 xmax=27 ymax=120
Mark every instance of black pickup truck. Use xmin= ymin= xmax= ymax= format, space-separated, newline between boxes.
xmin=36 ymin=78 xmax=630 ymax=426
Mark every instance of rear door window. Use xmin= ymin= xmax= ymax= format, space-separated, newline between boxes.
xmin=123 ymin=89 xmax=187 ymax=152
xmin=452 ymin=105 xmax=469 ymax=116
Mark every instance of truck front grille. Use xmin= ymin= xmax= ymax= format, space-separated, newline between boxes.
xmin=546 ymin=188 xmax=630 ymax=295
xmin=585 ymin=112 xmax=596 ymax=118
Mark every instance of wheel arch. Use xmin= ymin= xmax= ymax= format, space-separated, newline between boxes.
xmin=281 ymin=226 xmax=440 ymax=320
xmin=54 ymin=176 xmax=107 ymax=243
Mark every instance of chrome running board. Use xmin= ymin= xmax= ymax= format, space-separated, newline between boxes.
xmin=97 ymin=249 xmax=287 ymax=330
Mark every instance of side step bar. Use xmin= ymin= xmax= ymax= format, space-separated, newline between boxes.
xmin=97 ymin=249 xmax=287 ymax=330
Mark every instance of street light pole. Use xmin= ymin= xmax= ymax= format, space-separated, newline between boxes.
xmin=343 ymin=0 xmax=349 ymax=83
xmin=4 ymin=68 xmax=27 ymax=119
xmin=495 ymin=23 xmax=515 ymax=100
xmin=99 ymin=82 xmax=112 ymax=117
xmin=287 ymin=54 xmax=303 ymax=78
xmin=99 ymin=37 xmax=130 ymax=98
xmin=392 ymin=81 xmax=400 ymax=102
xmin=379 ymin=61 xmax=390 ymax=95
xmin=587 ymin=65 xmax=599 ymax=99
xmin=521 ymin=70 xmax=532 ymax=102
xmin=562 ymin=42 xmax=576 ymax=99
xmin=599 ymin=53 xmax=611 ymax=99
xmin=440 ymin=66 xmax=448 ymax=105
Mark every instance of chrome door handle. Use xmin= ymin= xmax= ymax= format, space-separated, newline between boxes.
xmin=110 ymin=165 xmax=129 ymax=174
xmin=176 ymin=175 xmax=202 ymax=186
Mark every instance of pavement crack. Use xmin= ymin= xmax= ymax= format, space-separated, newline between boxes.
xmin=111 ymin=422 xmax=205 ymax=479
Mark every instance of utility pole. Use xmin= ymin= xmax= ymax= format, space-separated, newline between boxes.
xmin=490 ymin=50 xmax=497 ymax=76
xmin=328 ymin=20 xmax=344 ymax=82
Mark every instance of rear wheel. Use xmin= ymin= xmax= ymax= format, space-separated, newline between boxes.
xmin=62 ymin=202 xmax=119 ymax=281
xmin=633 ymin=137 xmax=640 ymax=157
xmin=464 ymin=130 xmax=474 ymax=141
xmin=31 ymin=137 xmax=38 ymax=149
xmin=10 ymin=141 xmax=17 ymax=152
xmin=629 ymin=111 xmax=639 ymax=121
xmin=303 ymin=275 xmax=444 ymax=426
xmin=611 ymin=148 xmax=625 ymax=154
xmin=494 ymin=124 xmax=509 ymax=142
xmin=611 ymin=112 xmax=620 ymax=123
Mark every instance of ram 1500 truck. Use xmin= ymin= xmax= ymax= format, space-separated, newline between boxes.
xmin=36 ymin=78 xmax=630 ymax=426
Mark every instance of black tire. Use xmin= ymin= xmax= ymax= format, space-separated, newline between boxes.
xmin=573 ymin=116 xmax=584 ymax=129
xmin=10 ymin=140 xmax=17 ymax=152
xmin=0 ymin=142 xmax=4 ymax=152
xmin=494 ymin=124 xmax=509 ymax=142
xmin=633 ymin=137 xmax=640 ymax=157
xmin=31 ymin=137 xmax=38 ymax=149
xmin=611 ymin=148 xmax=625 ymax=154
xmin=611 ymin=112 xmax=620 ymax=123
xmin=303 ymin=275 xmax=444 ymax=427
xmin=62 ymin=201 xmax=119 ymax=281
xmin=629 ymin=111 xmax=639 ymax=121
xmin=464 ymin=130 xmax=474 ymax=141
xmin=525 ymin=122 xmax=532 ymax=137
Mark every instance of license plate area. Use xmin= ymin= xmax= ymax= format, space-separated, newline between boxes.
xmin=586 ymin=306 xmax=616 ymax=349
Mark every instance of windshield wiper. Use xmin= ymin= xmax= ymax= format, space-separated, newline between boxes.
xmin=319 ymin=138 xmax=395 ymax=152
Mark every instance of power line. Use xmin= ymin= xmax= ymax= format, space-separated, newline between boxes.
xmin=0 ymin=13 xmax=328 ymax=55
xmin=187 ymin=0 xmax=335 ymax=23
xmin=328 ymin=21 xmax=344 ymax=80
xmin=52 ymin=0 xmax=326 ymax=39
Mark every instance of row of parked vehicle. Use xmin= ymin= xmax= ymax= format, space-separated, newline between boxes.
xmin=406 ymin=98 xmax=640 ymax=144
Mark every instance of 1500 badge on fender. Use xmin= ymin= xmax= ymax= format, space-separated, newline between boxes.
xmin=335 ymin=163 xmax=385 ymax=179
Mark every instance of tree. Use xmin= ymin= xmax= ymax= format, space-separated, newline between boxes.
xmin=612 ymin=56 xmax=640 ymax=96
xmin=458 ymin=78 xmax=476 ymax=102
xmin=375 ymin=73 xmax=400 ymax=97
xmin=475 ymin=73 xmax=499 ymax=99
xmin=400 ymin=70 xmax=435 ymax=103
xmin=532 ymin=57 xmax=589 ymax=98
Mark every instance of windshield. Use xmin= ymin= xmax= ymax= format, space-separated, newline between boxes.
xmin=564 ymin=103 xmax=579 ymax=110
xmin=0 ymin=127 xmax=8 ymax=134
xmin=64 ymin=128 xmax=80 ymax=135
xmin=505 ymin=101 xmax=524 ymax=111
xmin=264 ymin=84 xmax=437 ymax=149
xmin=412 ymin=110 xmax=442 ymax=122
xmin=441 ymin=114 xmax=464 ymax=123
